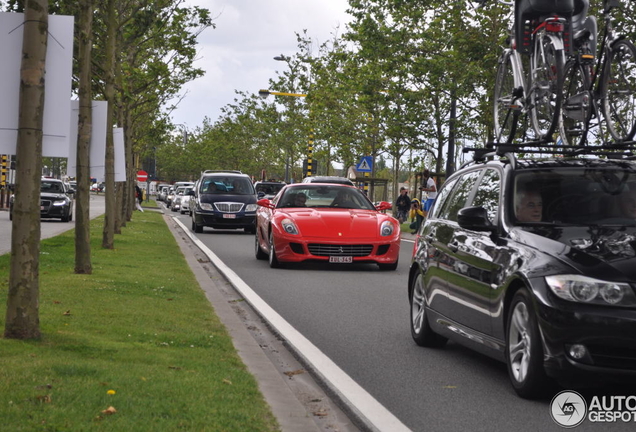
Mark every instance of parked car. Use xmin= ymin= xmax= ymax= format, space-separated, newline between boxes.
xmin=189 ymin=171 xmax=257 ymax=233
xmin=301 ymin=176 xmax=355 ymax=186
xmin=254 ymin=180 xmax=286 ymax=200
xmin=408 ymin=151 xmax=636 ymax=399
xmin=255 ymin=183 xmax=400 ymax=270
xmin=10 ymin=177 xmax=74 ymax=222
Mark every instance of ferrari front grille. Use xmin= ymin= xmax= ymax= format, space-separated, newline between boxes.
xmin=214 ymin=202 xmax=244 ymax=213
xmin=307 ymin=244 xmax=373 ymax=257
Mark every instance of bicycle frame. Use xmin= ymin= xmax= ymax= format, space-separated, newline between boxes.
xmin=495 ymin=7 xmax=568 ymax=143
xmin=560 ymin=0 xmax=636 ymax=146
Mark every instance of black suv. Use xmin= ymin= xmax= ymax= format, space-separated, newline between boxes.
xmin=190 ymin=171 xmax=257 ymax=233
xmin=9 ymin=178 xmax=74 ymax=222
xmin=409 ymin=150 xmax=636 ymax=398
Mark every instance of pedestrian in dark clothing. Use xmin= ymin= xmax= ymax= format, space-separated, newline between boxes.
xmin=394 ymin=187 xmax=411 ymax=223
xmin=135 ymin=185 xmax=144 ymax=212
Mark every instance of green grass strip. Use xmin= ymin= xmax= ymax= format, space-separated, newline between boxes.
xmin=0 ymin=211 xmax=279 ymax=431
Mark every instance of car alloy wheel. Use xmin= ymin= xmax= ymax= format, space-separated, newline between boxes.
xmin=255 ymin=230 xmax=267 ymax=260
xmin=192 ymin=215 xmax=203 ymax=233
xmin=506 ymin=288 xmax=551 ymax=398
xmin=410 ymin=271 xmax=447 ymax=347
xmin=268 ymin=230 xmax=281 ymax=268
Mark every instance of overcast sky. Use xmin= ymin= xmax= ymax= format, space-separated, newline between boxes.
xmin=169 ymin=0 xmax=353 ymax=131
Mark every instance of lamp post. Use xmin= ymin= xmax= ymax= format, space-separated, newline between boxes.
xmin=174 ymin=123 xmax=188 ymax=146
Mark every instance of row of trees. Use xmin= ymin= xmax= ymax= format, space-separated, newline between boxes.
xmin=154 ymin=0 xmax=635 ymax=197
xmin=4 ymin=0 xmax=213 ymax=339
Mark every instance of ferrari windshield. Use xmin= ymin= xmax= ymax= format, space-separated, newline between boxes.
xmin=513 ymin=168 xmax=636 ymax=226
xmin=276 ymin=185 xmax=375 ymax=210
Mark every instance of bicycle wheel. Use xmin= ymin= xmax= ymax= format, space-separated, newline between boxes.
xmin=494 ymin=51 xmax=519 ymax=144
xmin=531 ymin=34 xmax=564 ymax=141
xmin=559 ymin=60 xmax=591 ymax=146
xmin=602 ymin=39 xmax=636 ymax=143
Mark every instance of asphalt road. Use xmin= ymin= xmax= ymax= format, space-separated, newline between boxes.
xmin=169 ymin=209 xmax=635 ymax=432
xmin=0 ymin=194 xmax=106 ymax=256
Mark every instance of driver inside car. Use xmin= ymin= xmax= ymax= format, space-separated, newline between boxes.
xmin=515 ymin=187 xmax=543 ymax=223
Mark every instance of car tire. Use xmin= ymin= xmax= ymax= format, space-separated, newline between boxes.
xmin=378 ymin=259 xmax=398 ymax=271
xmin=410 ymin=270 xmax=447 ymax=347
xmin=506 ymin=288 xmax=552 ymax=399
xmin=255 ymin=231 xmax=267 ymax=260
xmin=245 ymin=226 xmax=256 ymax=234
xmin=192 ymin=216 xmax=203 ymax=234
xmin=268 ymin=230 xmax=281 ymax=268
xmin=61 ymin=211 xmax=70 ymax=223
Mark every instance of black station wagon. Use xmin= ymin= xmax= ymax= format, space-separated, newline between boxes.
xmin=409 ymin=149 xmax=636 ymax=398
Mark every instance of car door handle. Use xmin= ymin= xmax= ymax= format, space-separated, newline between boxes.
xmin=448 ymin=241 xmax=459 ymax=253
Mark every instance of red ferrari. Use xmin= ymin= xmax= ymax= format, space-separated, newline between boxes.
xmin=255 ymin=183 xmax=401 ymax=270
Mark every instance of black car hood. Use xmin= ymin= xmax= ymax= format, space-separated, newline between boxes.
xmin=41 ymin=192 xmax=69 ymax=200
xmin=512 ymin=225 xmax=636 ymax=282
xmin=198 ymin=193 xmax=255 ymax=205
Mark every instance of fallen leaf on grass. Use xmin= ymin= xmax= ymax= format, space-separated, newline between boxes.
xmin=53 ymin=300 xmax=61 ymax=304
xmin=35 ymin=384 xmax=52 ymax=390
xmin=35 ymin=395 xmax=51 ymax=403
xmin=168 ymin=366 xmax=181 ymax=370
xmin=442 ymin=385 xmax=457 ymax=389
xmin=63 ymin=310 xmax=71 ymax=316
xmin=222 ymin=379 xmax=232 ymax=385
xmin=101 ymin=406 xmax=117 ymax=415
xmin=283 ymin=369 xmax=305 ymax=377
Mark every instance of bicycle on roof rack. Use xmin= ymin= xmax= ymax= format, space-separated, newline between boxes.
xmin=559 ymin=0 xmax=636 ymax=147
xmin=490 ymin=0 xmax=579 ymax=145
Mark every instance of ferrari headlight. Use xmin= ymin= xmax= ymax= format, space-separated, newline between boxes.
xmin=245 ymin=204 xmax=258 ymax=212
xmin=380 ymin=220 xmax=394 ymax=237
xmin=53 ymin=200 xmax=67 ymax=206
xmin=280 ymin=218 xmax=299 ymax=235
xmin=199 ymin=202 xmax=213 ymax=211
xmin=546 ymin=275 xmax=636 ymax=306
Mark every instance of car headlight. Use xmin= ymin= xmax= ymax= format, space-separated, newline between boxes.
xmin=53 ymin=200 xmax=68 ymax=206
xmin=545 ymin=274 xmax=636 ymax=306
xmin=380 ymin=220 xmax=395 ymax=237
xmin=280 ymin=218 xmax=299 ymax=235
xmin=245 ymin=204 xmax=258 ymax=212
xmin=199 ymin=202 xmax=213 ymax=211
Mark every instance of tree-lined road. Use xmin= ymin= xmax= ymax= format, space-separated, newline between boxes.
xmin=169 ymin=211 xmax=626 ymax=432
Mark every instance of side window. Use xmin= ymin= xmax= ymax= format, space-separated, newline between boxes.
xmin=472 ymin=169 xmax=501 ymax=224
xmin=429 ymin=177 xmax=458 ymax=220
xmin=439 ymin=170 xmax=480 ymax=222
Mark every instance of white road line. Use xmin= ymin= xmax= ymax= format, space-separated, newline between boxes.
xmin=173 ymin=218 xmax=411 ymax=432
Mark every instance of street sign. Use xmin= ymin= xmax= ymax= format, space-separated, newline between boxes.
xmin=356 ymin=156 xmax=372 ymax=172
xmin=137 ymin=170 xmax=148 ymax=182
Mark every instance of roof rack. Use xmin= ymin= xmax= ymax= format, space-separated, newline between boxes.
xmin=464 ymin=140 xmax=636 ymax=161
xmin=202 ymin=170 xmax=243 ymax=174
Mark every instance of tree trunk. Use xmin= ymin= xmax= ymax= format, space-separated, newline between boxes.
xmin=5 ymin=1 xmax=49 ymax=339
xmin=74 ymin=0 xmax=93 ymax=274
xmin=101 ymin=0 xmax=116 ymax=249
